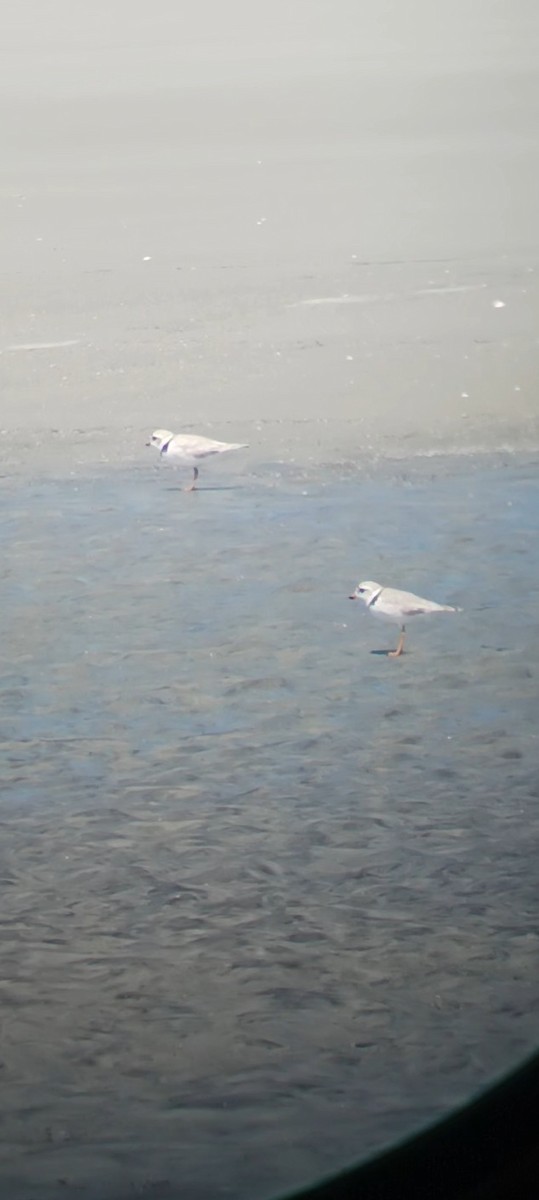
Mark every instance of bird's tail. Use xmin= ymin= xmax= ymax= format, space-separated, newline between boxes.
xmin=442 ymin=604 xmax=463 ymax=613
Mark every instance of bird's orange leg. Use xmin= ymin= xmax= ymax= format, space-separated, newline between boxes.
xmin=184 ymin=466 xmax=199 ymax=492
xmin=388 ymin=627 xmax=406 ymax=658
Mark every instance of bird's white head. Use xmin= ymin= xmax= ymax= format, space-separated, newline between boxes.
xmin=146 ymin=429 xmax=174 ymax=451
xmin=349 ymin=580 xmax=382 ymax=605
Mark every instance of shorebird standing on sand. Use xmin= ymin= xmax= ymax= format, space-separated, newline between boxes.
xmin=147 ymin=428 xmax=248 ymax=491
xmin=349 ymin=580 xmax=462 ymax=657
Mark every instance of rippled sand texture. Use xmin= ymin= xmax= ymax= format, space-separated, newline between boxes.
xmin=1 ymin=461 xmax=538 ymax=1198
xmin=3 ymin=1 xmax=539 ymax=1196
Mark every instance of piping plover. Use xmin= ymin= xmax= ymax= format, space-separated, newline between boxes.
xmin=147 ymin=428 xmax=248 ymax=491
xmin=349 ymin=580 xmax=462 ymax=657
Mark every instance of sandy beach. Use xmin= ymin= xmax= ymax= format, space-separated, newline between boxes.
xmin=1 ymin=4 xmax=539 ymax=1199
xmin=2 ymin=0 xmax=539 ymax=466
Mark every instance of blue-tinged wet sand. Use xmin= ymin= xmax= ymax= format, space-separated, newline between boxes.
xmin=1 ymin=459 xmax=538 ymax=1199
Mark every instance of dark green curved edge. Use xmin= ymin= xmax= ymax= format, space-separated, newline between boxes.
xmin=284 ymin=1049 xmax=539 ymax=1199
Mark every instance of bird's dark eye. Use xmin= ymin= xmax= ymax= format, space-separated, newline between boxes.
xmin=358 ymin=587 xmax=365 ymax=594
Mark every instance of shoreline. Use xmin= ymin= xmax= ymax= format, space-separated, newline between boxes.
xmin=2 ymin=418 xmax=539 ymax=481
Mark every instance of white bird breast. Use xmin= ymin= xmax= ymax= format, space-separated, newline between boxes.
xmin=164 ymin=447 xmax=205 ymax=465
xmin=369 ymin=603 xmax=406 ymax=627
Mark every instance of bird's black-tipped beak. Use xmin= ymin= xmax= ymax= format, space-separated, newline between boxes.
xmin=349 ymin=594 xmax=358 ymax=600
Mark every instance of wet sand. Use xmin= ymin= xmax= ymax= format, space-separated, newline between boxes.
xmin=2 ymin=3 xmax=539 ymax=1198
xmin=2 ymin=460 xmax=539 ymax=1199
